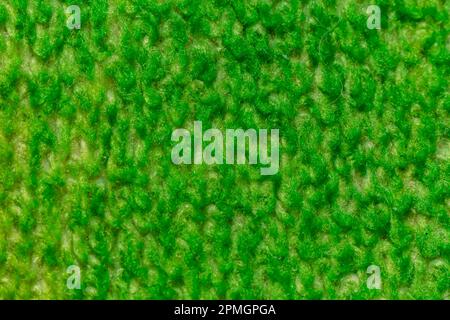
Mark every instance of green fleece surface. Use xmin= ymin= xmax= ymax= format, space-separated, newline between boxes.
xmin=0 ymin=0 xmax=449 ymax=299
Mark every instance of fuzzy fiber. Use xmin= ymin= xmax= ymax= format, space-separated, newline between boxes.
xmin=0 ymin=0 xmax=449 ymax=299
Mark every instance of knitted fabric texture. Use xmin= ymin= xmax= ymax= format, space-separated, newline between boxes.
xmin=0 ymin=0 xmax=448 ymax=299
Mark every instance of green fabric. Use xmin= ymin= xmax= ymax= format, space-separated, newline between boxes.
xmin=0 ymin=0 xmax=448 ymax=299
